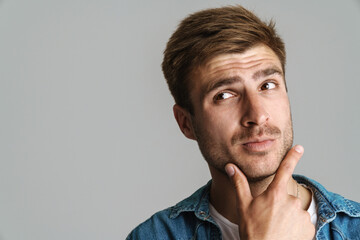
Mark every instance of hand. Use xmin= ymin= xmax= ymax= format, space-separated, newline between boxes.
xmin=225 ymin=145 xmax=315 ymax=240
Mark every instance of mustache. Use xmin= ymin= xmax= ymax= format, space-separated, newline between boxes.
xmin=231 ymin=125 xmax=281 ymax=145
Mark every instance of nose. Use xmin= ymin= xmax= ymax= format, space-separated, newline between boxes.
xmin=240 ymin=93 xmax=270 ymax=127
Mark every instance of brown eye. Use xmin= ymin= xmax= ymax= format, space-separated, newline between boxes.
xmin=214 ymin=92 xmax=234 ymax=101
xmin=260 ymin=82 xmax=276 ymax=90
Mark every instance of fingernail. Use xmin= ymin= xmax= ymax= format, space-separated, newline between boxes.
xmin=225 ymin=165 xmax=235 ymax=177
xmin=295 ymin=145 xmax=304 ymax=153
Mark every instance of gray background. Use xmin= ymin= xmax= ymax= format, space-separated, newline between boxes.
xmin=0 ymin=0 xmax=359 ymax=239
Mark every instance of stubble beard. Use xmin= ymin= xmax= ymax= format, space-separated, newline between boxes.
xmin=192 ymin=116 xmax=294 ymax=183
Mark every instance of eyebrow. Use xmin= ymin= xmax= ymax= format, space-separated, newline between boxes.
xmin=200 ymin=66 xmax=284 ymax=100
xmin=252 ymin=67 xmax=283 ymax=80
xmin=201 ymin=76 xmax=242 ymax=100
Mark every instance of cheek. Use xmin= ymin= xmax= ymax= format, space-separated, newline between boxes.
xmin=269 ymin=97 xmax=290 ymax=121
xmin=203 ymin=107 xmax=239 ymax=140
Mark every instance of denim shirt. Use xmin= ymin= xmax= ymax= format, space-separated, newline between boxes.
xmin=126 ymin=175 xmax=360 ymax=240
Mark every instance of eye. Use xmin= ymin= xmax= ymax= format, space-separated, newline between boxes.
xmin=260 ymin=82 xmax=277 ymax=91
xmin=214 ymin=92 xmax=235 ymax=101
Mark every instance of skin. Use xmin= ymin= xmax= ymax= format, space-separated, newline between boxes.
xmin=189 ymin=44 xmax=292 ymax=182
xmin=226 ymin=146 xmax=315 ymax=239
xmin=173 ymin=44 xmax=314 ymax=238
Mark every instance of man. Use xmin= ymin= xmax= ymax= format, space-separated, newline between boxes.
xmin=126 ymin=5 xmax=360 ymax=239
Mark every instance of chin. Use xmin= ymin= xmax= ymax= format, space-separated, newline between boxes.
xmin=210 ymin=158 xmax=279 ymax=183
xmin=233 ymin=155 xmax=281 ymax=182
xmin=245 ymin=171 xmax=277 ymax=183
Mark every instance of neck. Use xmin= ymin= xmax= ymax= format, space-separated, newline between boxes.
xmin=208 ymin=165 xmax=311 ymax=224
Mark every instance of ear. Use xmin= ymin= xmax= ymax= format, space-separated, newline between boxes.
xmin=173 ymin=104 xmax=196 ymax=140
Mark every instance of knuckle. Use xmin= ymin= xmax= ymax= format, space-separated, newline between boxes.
xmin=306 ymin=224 xmax=316 ymax=238
xmin=282 ymin=159 xmax=295 ymax=171
xmin=267 ymin=188 xmax=282 ymax=202
xmin=233 ymin=178 xmax=243 ymax=190
xmin=305 ymin=211 xmax=312 ymax=221
xmin=300 ymin=211 xmax=313 ymax=223
xmin=311 ymin=224 xmax=316 ymax=235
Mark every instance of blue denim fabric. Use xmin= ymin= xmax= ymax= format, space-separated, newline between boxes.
xmin=293 ymin=175 xmax=360 ymax=240
xmin=126 ymin=175 xmax=360 ymax=240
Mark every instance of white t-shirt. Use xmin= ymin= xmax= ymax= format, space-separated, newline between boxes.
xmin=209 ymin=191 xmax=317 ymax=240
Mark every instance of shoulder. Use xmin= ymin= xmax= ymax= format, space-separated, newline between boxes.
xmin=125 ymin=207 xmax=173 ymax=240
xmin=126 ymin=181 xmax=212 ymax=240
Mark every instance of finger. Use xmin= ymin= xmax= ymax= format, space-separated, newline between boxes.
xmin=269 ymin=145 xmax=304 ymax=190
xmin=225 ymin=163 xmax=253 ymax=209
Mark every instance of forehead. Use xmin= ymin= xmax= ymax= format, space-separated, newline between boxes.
xmin=188 ymin=45 xmax=283 ymax=97
xmin=188 ymin=44 xmax=285 ymax=108
xmin=195 ymin=44 xmax=282 ymax=79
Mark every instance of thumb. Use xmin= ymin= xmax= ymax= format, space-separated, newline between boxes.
xmin=225 ymin=163 xmax=253 ymax=210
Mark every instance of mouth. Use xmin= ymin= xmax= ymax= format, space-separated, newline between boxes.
xmin=242 ymin=138 xmax=275 ymax=152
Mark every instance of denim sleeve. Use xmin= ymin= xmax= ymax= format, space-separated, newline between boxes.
xmin=126 ymin=218 xmax=164 ymax=240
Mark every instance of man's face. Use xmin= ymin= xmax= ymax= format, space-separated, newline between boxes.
xmin=188 ymin=44 xmax=293 ymax=182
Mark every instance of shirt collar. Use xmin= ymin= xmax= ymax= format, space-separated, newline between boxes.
xmin=169 ymin=175 xmax=360 ymax=224
xmin=294 ymin=174 xmax=360 ymax=220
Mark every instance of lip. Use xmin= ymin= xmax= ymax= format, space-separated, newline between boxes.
xmin=242 ymin=138 xmax=275 ymax=152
